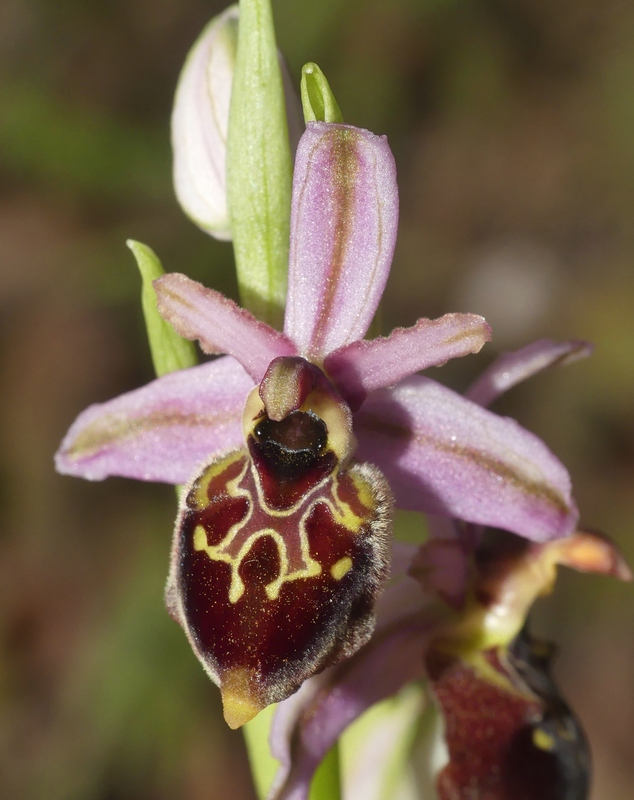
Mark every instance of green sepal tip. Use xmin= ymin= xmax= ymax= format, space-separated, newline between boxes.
xmin=127 ymin=240 xmax=198 ymax=377
xmin=301 ymin=63 xmax=343 ymax=124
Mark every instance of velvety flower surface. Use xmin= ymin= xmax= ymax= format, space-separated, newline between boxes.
xmin=56 ymin=123 xmax=579 ymax=727
xmin=270 ymin=530 xmax=626 ymax=800
xmin=424 ymin=528 xmax=630 ymax=800
xmin=57 ymin=123 xmax=577 ymax=539
xmin=266 ymin=338 xmax=631 ymax=800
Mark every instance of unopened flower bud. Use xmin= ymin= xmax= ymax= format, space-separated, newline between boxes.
xmin=171 ymin=6 xmax=238 ymax=240
xmin=171 ymin=4 xmax=302 ymax=245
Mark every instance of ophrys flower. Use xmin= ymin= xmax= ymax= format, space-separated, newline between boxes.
xmin=56 ymin=122 xmax=577 ymax=728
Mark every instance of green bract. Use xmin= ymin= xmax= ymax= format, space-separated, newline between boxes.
xmin=127 ymin=240 xmax=198 ymax=377
xmin=300 ymin=63 xmax=343 ymax=125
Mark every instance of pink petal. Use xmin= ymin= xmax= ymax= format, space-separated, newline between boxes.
xmin=269 ymin=569 xmax=431 ymax=800
xmin=354 ymin=376 xmax=578 ymax=541
xmin=465 ymin=338 xmax=592 ymax=408
xmin=284 ymin=122 xmax=398 ymax=360
xmin=55 ymin=357 xmax=254 ymax=483
xmin=325 ymin=313 xmax=491 ymax=410
xmin=409 ymin=536 xmax=470 ymax=610
xmin=154 ymin=273 xmax=296 ymax=382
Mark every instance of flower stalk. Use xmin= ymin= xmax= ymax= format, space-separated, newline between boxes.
xmin=226 ymin=0 xmax=292 ymax=327
xmin=243 ymin=704 xmax=280 ymax=798
xmin=308 ymin=746 xmax=341 ymax=800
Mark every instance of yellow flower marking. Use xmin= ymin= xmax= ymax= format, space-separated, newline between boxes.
xmin=193 ymin=451 xmax=244 ymax=509
xmin=532 ymin=728 xmax=555 ymax=752
xmin=194 ymin=524 xmax=321 ymax=602
xmin=191 ymin=453 xmax=373 ymax=604
xmin=330 ymin=556 xmax=353 ymax=581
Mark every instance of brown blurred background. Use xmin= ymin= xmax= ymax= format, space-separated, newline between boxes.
xmin=1 ymin=0 xmax=633 ymax=797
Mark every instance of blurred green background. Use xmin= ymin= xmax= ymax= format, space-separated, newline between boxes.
xmin=1 ymin=0 xmax=633 ymax=797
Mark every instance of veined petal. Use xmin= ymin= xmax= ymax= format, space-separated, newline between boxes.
xmin=284 ymin=122 xmax=398 ymax=360
xmin=269 ymin=570 xmax=431 ymax=800
xmin=154 ymin=273 xmax=296 ymax=382
xmin=354 ymin=376 xmax=578 ymax=541
xmin=465 ymin=338 xmax=592 ymax=408
xmin=325 ymin=313 xmax=491 ymax=410
xmin=55 ymin=357 xmax=253 ymax=483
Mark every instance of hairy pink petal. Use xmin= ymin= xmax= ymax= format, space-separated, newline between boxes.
xmin=55 ymin=357 xmax=253 ymax=483
xmin=354 ymin=376 xmax=578 ymax=541
xmin=409 ymin=537 xmax=470 ymax=610
xmin=284 ymin=122 xmax=398 ymax=360
xmin=155 ymin=273 xmax=296 ymax=382
xmin=466 ymin=338 xmax=592 ymax=408
xmin=325 ymin=313 xmax=491 ymax=410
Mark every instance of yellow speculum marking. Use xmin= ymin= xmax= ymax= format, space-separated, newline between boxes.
xmin=532 ymin=728 xmax=555 ymax=752
xmin=194 ymin=524 xmax=322 ymax=603
xmin=325 ymin=472 xmax=373 ymax=533
xmin=192 ymin=454 xmax=372 ymax=605
xmin=193 ymin=450 xmax=244 ymax=509
xmin=330 ymin=556 xmax=353 ymax=580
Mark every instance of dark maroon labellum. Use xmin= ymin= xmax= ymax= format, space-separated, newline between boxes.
xmin=166 ymin=385 xmax=392 ymax=728
xmin=428 ymin=627 xmax=590 ymax=800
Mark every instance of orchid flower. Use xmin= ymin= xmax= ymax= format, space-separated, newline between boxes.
xmin=267 ymin=338 xmax=632 ymax=800
xmin=55 ymin=116 xmax=579 ymax=733
xmin=52 ymin=0 xmax=629 ymax=796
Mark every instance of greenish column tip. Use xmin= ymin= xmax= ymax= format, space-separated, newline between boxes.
xmin=301 ymin=63 xmax=343 ymax=124
xmin=226 ymin=0 xmax=292 ymax=329
xmin=127 ymin=240 xmax=198 ymax=378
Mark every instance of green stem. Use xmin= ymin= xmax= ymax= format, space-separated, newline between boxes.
xmin=243 ymin=705 xmax=280 ymax=799
xmin=243 ymin=709 xmax=341 ymax=800
xmin=226 ymin=0 xmax=292 ymax=328
xmin=308 ymin=743 xmax=341 ymax=800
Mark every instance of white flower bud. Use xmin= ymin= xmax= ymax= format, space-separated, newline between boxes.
xmin=171 ymin=6 xmax=238 ymax=240
xmin=172 ymin=6 xmax=302 ymax=243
